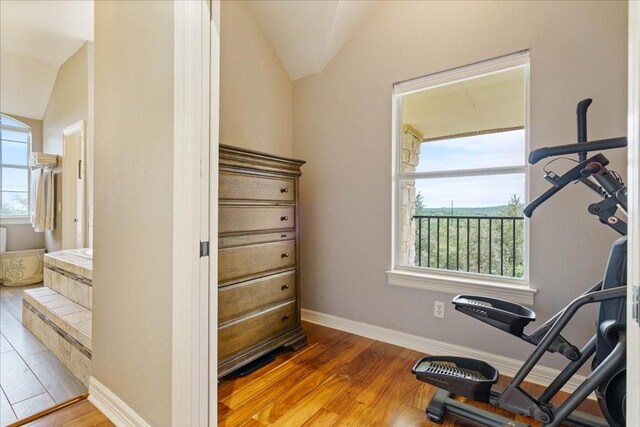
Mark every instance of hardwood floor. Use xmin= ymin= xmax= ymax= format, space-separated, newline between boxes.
xmin=219 ymin=322 xmax=602 ymax=426
xmin=9 ymin=398 xmax=113 ymax=427
xmin=1 ymin=320 xmax=602 ymax=426
xmin=1 ymin=285 xmax=86 ymax=426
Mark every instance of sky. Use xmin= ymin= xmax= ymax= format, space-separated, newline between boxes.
xmin=2 ymin=128 xmax=30 ymax=192
xmin=1 ymin=129 xmax=30 ymax=213
xmin=413 ymin=130 xmax=525 ymax=208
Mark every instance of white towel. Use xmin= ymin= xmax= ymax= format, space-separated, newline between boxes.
xmin=30 ymin=168 xmax=55 ymax=232
xmin=29 ymin=153 xmax=58 ymax=167
xmin=44 ymin=169 xmax=54 ymax=230
xmin=31 ymin=168 xmax=45 ymax=231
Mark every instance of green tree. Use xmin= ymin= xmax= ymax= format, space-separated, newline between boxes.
xmin=0 ymin=194 xmax=29 ymax=216
xmin=415 ymin=191 xmax=427 ymax=216
xmin=505 ymin=194 xmax=524 ymax=217
xmin=414 ymin=193 xmax=525 ymax=278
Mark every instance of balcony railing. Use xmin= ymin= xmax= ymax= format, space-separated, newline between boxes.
xmin=413 ymin=215 xmax=525 ymax=278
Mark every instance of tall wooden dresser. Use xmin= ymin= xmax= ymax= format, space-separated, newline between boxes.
xmin=218 ymin=144 xmax=307 ymax=377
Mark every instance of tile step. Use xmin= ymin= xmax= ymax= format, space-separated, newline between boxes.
xmin=22 ymin=287 xmax=92 ymax=351
xmin=43 ymin=267 xmax=92 ymax=310
xmin=22 ymin=287 xmax=92 ymax=385
xmin=44 ymin=252 xmax=92 ymax=281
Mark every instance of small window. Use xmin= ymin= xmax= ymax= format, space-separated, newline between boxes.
xmin=391 ymin=53 xmax=529 ymax=286
xmin=1 ymin=114 xmax=32 ymax=217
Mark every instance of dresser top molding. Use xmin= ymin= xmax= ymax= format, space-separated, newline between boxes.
xmin=220 ymin=144 xmax=305 ymax=176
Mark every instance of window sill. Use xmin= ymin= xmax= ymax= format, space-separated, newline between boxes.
xmin=387 ymin=269 xmax=536 ymax=306
xmin=1 ymin=217 xmax=31 ymax=225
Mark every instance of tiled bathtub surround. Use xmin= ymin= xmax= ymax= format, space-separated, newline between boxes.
xmin=44 ymin=251 xmax=93 ymax=282
xmin=21 ymin=250 xmax=93 ymax=386
xmin=45 ymin=264 xmax=92 ymax=286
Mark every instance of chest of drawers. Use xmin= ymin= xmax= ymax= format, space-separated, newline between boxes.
xmin=218 ymin=145 xmax=307 ymax=377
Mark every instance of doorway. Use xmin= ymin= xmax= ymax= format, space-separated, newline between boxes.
xmin=62 ymin=121 xmax=86 ymax=249
xmin=0 ymin=0 xmax=94 ymax=424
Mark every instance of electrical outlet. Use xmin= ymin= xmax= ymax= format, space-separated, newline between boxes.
xmin=434 ymin=301 xmax=445 ymax=318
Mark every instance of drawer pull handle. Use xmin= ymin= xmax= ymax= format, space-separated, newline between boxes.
xmin=281 ymin=253 xmax=289 ymax=258
xmin=281 ymin=234 xmax=287 ymax=238
xmin=280 ymin=188 xmax=289 ymax=193
xmin=282 ymin=315 xmax=290 ymax=322
xmin=280 ymin=216 xmax=289 ymax=221
xmin=281 ymin=284 xmax=290 ymax=291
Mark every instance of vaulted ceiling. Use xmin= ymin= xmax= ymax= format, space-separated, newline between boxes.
xmin=0 ymin=0 xmax=93 ymax=120
xmin=248 ymin=0 xmax=378 ymax=81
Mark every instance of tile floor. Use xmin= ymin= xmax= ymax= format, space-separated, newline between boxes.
xmin=0 ymin=284 xmax=86 ymax=426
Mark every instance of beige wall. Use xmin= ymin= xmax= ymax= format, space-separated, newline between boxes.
xmin=1 ymin=114 xmax=45 ymax=251
xmin=293 ymin=1 xmax=627 ymax=370
xmin=10 ymin=115 xmax=43 ymax=153
xmin=42 ymin=43 xmax=91 ymax=252
xmin=93 ymin=1 xmax=173 ymax=425
xmin=220 ymin=1 xmax=293 ymax=157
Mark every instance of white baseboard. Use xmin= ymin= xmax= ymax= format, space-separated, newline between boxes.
xmin=302 ymin=308 xmax=594 ymax=399
xmin=88 ymin=377 xmax=151 ymax=427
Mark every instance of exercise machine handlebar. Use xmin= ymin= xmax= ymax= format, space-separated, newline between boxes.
xmin=528 ymin=137 xmax=627 ymax=165
xmin=523 ymin=185 xmax=561 ymax=218
xmin=576 ymin=98 xmax=592 ymax=162
xmin=524 ymin=153 xmax=609 ymax=218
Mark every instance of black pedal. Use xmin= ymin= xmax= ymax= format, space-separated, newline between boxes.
xmin=453 ymin=295 xmax=536 ymax=337
xmin=412 ymin=356 xmax=498 ymax=403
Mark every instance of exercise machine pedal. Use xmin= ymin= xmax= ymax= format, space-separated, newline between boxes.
xmin=412 ymin=356 xmax=498 ymax=402
xmin=453 ymin=295 xmax=536 ymax=337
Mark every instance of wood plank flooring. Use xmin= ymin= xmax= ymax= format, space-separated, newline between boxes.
xmin=10 ymin=399 xmax=113 ymax=427
xmin=219 ymin=322 xmax=602 ymax=426
xmin=0 ymin=285 xmax=86 ymax=426
xmin=2 ymin=320 xmax=602 ymax=426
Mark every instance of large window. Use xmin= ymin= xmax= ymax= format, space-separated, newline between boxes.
xmin=1 ymin=114 xmax=32 ymax=218
xmin=390 ymin=52 xmax=533 ymax=302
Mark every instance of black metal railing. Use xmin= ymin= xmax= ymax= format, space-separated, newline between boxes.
xmin=414 ymin=215 xmax=525 ymax=278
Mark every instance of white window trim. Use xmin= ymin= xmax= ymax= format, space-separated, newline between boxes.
xmin=0 ymin=216 xmax=31 ymax=225
xmin=1 ymin=117 xmax=32 ymax=220
xmin=387 ymin=269 xmax=536 ymax=306
xmin=389 ymin=51 xmax=535 ymax=305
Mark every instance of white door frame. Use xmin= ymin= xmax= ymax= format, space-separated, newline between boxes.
xmin=172 ymin=0 xmax=218 ymax=424
xmin=627 ymin=2 xmax=640 ymax=425
xmin=61 ymin=120 xmax=86 ymax=249
xmin=209 ymin=0 xmax=220 ymax=422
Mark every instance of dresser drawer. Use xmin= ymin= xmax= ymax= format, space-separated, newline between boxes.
xmin=219 ymin=271 xmax=295 ymax=322
xmin=220 ymin=172 xmax=294 ymax=202
xmin=219 ymin=206 xmax=295 ymax=234
xmin=218 ymin=240 xmax=296 ymax=283
xmin=219 ymin=231 xmax=296 ymax=249
xmin=218 ymin=301 xmax=297 ymax=361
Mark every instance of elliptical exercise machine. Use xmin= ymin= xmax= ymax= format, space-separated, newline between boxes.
xmin=412 ymin=99 xmax=628 ymax=427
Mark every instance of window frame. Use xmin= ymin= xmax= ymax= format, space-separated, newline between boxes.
xmin=1 ymin=115 xmax=32 ymax=222
xmin=388 ymin=51 xmax=536 ymax=305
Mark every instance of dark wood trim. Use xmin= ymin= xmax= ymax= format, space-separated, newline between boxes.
xmin=219 ymin=144 xmax=305 ymax=177
xmin=218 ymin=326 xmax=307 ymax=378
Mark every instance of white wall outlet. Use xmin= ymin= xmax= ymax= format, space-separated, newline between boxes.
xmin=434 ymin=301 xmax=445 ymax=318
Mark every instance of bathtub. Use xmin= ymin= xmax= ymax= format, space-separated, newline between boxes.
xmin=64 ymin=248 xmax=93 ymax=260
xmin=1 ymin=249 xmax=46 ymax=286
